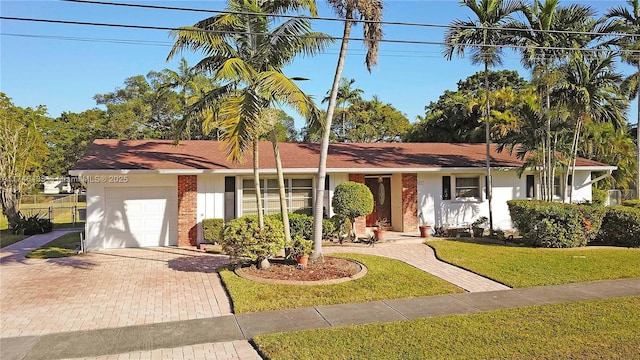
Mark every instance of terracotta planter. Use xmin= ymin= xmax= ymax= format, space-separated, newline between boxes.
xmin=373 ymin=228 xmax=385 ymax=241
xmin=419 ymin=225 xmax=432 ymax=238
xmin=296 ymin=254 xmax=309 ymax=268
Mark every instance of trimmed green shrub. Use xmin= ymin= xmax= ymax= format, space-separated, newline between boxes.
xmin=508 ymin=200 xmax=605 ymax=248
xmin=332 ymin=181 xmax=374 ymax=240
xmin=9 ymin=212 xmax=53 ymax=236
xmin=622 ymin=199 xmax=640 ymax=209
xmin=221 ymin=215 xmax=285 ymax=266
xmin=322 ymin=217 xmax=337 ymax=239
xmin=599 ymin=207 xmax=640 ymax=247
xmin=202 ymin=218 xmax=224 ymax=244
xmin=272 ymin=213 xmax=313 ymax=240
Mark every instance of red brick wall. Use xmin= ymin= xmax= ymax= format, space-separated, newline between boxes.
xmin=178 ymin=175 xmax=198 ymax=246
xmin=348 ymin=174 xmax=367 ymax=235
xmin=402 ymin=173 xmax=418 ymax=232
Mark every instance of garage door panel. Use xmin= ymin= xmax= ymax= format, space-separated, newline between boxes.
xmin=104 ymin=187 xmax=177 ymax=248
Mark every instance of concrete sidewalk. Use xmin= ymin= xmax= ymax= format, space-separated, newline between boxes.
xmin=3 ymin=278 xmax=639 ymax=360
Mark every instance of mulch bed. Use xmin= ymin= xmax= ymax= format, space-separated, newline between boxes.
xmin=240 ymin=257 xmax=361 ymax=282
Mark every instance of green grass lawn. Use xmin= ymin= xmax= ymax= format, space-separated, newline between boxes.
xmin=220 ymin=253 xmax=464 ymax=313
xmin=428 ymin=239 xmax=640 ymax=287
xmin=253 ymin=296 xmax=640 ymax=360
xmin=0 ymin=230 xmax=29 ymax=248
xmin=26 ymin=231 xmax=82 ymax=258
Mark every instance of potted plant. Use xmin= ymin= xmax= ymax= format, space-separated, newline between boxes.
xmin=472 ymin=216 xmax=488 ymax=238
xmin=373 ymin=218 xmax=389 ymax=242
xmin=290 ymin=235 xmax=313 ymax=268
xmin=418 ymin=212 xmax=432 ymax=238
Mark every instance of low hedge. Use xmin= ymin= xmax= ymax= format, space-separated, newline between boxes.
xmin=508 ymin=201 xmax=605 ymax=248
xmin=598 ymin=207 xmax=640 ymax=247
xmin=202 ymin=218 xmax=224 ymax=243
xmin=622 ymin=200 xmax=640 ymax=209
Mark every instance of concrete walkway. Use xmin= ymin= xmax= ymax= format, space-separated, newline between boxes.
xmin=3 ymin=278 xmax=639 ymax=360
xmin=0 ymin=229 xmax=78 ymax=265
xmin=325 ymin=239 xmax=511 ymax=292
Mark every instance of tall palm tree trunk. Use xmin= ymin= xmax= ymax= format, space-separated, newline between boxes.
xmin=311 ymin=13 xmax=353 ymax=263
xmin=270 ymin=129 xmax=292 ymax=244
xmin=253 ymin=137 xmax=264 ymax=229
xmin=637 ymin=61 xmax=640 ymax=199
xmin=484 ymin=62 xmax=494 ymax=233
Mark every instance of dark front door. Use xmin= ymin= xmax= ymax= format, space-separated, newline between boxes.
xmin=365 ymin=177 xmax=391 ymax=227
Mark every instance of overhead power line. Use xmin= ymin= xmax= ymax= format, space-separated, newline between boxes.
xmin=2 ymin=16 xmax=638 ymax=55
xmin=61 ymin=0 xmax=638 ymax=38
xmin=0 ymin=32 xmax=453 ymax=59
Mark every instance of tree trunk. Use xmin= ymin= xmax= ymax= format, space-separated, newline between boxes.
xmin=637 ymin=61 xmax=640 ymax=199
xmin=253 ymin=137 xmax=264 ymax=229
xmin=484 ymin=62 xmax=494 ymax=233
xmin=568 ymin=120 xmax=582 ymax=204
xmin=0 ymin=186 xmax=21 ymax=224
xmin=311 ymin=14 xmax=353 ymax=263
xmin=546 ymin=85 xmax=552 ymax=201
xmin=270 ymin=129 xmax=291 ymax=244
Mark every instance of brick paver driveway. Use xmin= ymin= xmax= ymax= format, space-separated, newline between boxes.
xmin=0 ymin=246 xmax=232 ymax=338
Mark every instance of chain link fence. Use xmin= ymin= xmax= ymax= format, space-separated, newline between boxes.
xmin=1 ymin=194 xmax=86 ymax=230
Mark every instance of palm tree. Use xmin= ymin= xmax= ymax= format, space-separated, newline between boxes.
xmin=156 ymin=58 xmax=219 ymax=140
xmin=168 ymin=0 xmax=330 ymax=258
xmin=508 ymin=0 xmax=594 ymax=201
xmin=606 ymin=0 xmax=640 ymax=198
xmin=555 ymin=51 xmax=627 ymax=202
xmin=311 ymin=0 xmax=384 ymax=263
xmin=322 ymin=77 xmax=364 ymax=141
xmin=444 ymin=0 xmax=524 ymax=232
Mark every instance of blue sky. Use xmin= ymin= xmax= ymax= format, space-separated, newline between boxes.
xmin=1 ymin=0 xmax=636 ymax=131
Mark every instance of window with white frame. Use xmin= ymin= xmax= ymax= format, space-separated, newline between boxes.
xmin=241 ymin=178 xmax=313 ymax=215
xmin=455 ymin=176 xmax=481 ymax=199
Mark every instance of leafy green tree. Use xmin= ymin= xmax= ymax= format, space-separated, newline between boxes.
xmin=313 ymin=0 xmax=384 ymax=262
xmin=42 ymin=109 xmax=111 ymax=177
xmin=404 ymin=70 xmax=529 ymax=143
xmin=168 ymin=0 xmax=329 ymax=246
xmin=0 ymin=93 xmax=49 ymax=222
xmin=331 ymin=181 xmax=374 ymax=241
xmin=95 ymin=74 xmax=179 ymax=139
xmin=343 ymin=96 xmax=410 ymax=142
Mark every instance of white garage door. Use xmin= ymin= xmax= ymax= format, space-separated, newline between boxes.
xmin=103 ymin=187 xmax=177 ymax=248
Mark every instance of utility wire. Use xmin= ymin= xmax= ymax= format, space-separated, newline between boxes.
xmin=61 ymin=0 xmax=638 ymax=38
xmin=2 ymin=16 xmax=638 ymax=55
xmin=1 ymin=32 xmax=455 ymax=58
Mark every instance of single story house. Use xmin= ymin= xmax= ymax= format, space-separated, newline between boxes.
xmin=69 ymin=140 xmax=615 ymax=251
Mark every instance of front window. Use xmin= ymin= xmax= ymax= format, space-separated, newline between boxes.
xmin=242 ymin=178 xmax=313 ymax=215
xmin=455 ymin=176 xmax=480 ymax=199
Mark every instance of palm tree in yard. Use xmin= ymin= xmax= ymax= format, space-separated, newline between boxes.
xmin=508 ymin=0 xmax=595 ymax=200
xmin=322 ymin=77 xmax=364 ymax=141
xmin=606 ymin=0 xmax=640 ymax=198
xmin=168 ymin=0 xmax=330 ymax=249
xmin=444 ymin=0 xmax=524 ymax=233
xmin=555 ymin=51 xmax=628 ymax=202
xmin=311 ymin=0 xmax=384 ymax=263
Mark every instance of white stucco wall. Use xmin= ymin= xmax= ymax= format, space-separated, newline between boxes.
xmin=82 ymin=173 xmax=177 ymax=251
xmin=197 ymin=175 xmax=226 ymax=244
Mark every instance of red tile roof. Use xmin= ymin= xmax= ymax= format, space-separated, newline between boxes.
xmin=71 ymin=139 xmax=611 ymax=171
